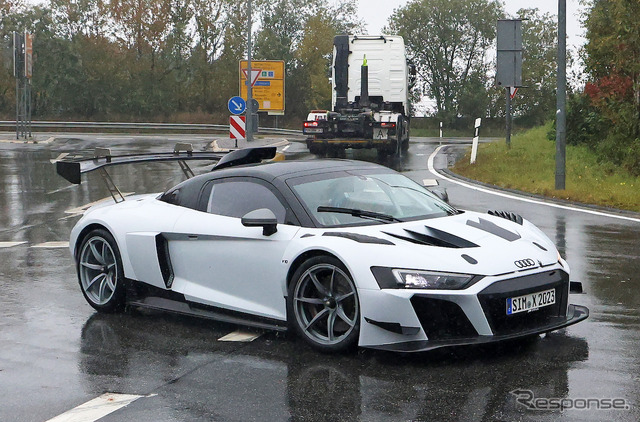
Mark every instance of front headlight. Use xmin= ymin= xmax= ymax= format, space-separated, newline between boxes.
xmin=392 ymin=269 xmax=475 ymax=290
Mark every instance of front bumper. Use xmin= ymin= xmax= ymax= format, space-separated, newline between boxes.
xmin=370 ymin=304 xmax=588 ymax=353
xmin=358 ymin=267 xmax=589 ymax=352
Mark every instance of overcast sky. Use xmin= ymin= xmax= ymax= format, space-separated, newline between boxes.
xmin=357 ymin=0 xmax=586 ymax=50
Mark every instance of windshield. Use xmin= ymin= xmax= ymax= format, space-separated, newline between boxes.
xmin=288 ymin=170 xmax=457 ymax=227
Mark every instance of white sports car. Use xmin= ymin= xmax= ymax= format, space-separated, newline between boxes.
xmin=57 ymin=146 xmax=588 ymax=352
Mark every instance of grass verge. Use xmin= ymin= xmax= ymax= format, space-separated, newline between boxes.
xmin=451 ymin=123 xmax=640 ymax=213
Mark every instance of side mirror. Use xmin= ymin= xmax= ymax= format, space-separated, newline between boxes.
xmin=241 ymin=208 xmax=278 ymax=236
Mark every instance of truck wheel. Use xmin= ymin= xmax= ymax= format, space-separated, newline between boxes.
xmin=328 ymin=146 xmax=345 ymax=158
xmin=401 ymin=118 xmax=410 ymax=151
xmin=377 ymin=148 xmax=389 ymax=161
xmin=310 ymin=144 xmax=327 ymax=157
xmin=396 ymin=117 xmax=409 ymax=151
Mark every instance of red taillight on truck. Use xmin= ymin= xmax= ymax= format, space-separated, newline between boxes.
xmin=381 ymin=122 xmax=396 ymax=128
xmin=304 ymin=121 xmax=319 ymax=127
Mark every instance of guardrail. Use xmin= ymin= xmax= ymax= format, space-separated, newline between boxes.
xmin=0 ymin=120 xmax=302 ymax=136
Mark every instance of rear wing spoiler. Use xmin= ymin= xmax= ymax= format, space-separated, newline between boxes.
xmin=55 ymin=143 xmax=276 ymax=202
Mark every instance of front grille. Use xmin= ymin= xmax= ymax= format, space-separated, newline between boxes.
xmin=411 ymin=296 xmax=478 ymax=340
xmin=478 ymin=270 xmax=569 ymax=335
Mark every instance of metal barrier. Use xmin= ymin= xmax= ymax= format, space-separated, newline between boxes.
xmin=0 ymin=120 xmax=301 ymax=136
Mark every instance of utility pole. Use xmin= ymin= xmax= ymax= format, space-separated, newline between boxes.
xmin=246 ymin=0 xmax=254 ymax=142
xmin=505 ymin=88 xmax=512 ymax=148
xmin=555 ymin=0 xmax=566 ymax=190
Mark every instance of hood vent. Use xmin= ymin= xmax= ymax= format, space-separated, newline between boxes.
xmin=488 ymin=210 xmax=523 ymax=225
xmin=383 ymin=226 xmax=478 ymax=249
xmin=467 ymin=218 xmax=521 ymax=242
xmin=533 ymin=242 xmax=548 ymax=251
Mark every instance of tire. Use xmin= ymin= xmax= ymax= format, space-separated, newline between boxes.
xmin=287 ymin=256 xmax=360 ymax=352
xmin=76 ymin=229 xmax=126 ymax=313
xmin=401 ymin=118 xmax=410 ymax=151
xmin=376 ymin=147 xmax=390 ymax=161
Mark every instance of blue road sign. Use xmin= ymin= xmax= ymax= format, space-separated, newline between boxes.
xmin=228 ymin=96 xmax=246 ymax=115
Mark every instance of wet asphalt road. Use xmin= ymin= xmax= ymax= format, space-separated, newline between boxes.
xmin=0 ymin=133 xmax=638 ymax=421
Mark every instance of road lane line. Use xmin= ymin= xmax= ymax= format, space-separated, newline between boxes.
xmin=267 ymin=139 xmax=290 ymax=148
xmin=49 ymin=152 xmax=69 ymax=164
xmin=32 ymin=241 xmax=70 ymax=248
xmin=218 ymin=330 xmax=262 ymax=342
xmin=0 ymin=241 xmax=27 ymax=248
xmin=47 ymin=184 xmax=76 ymax=194
xmin=428 ymin=145 xmax=640 ymax=223
xmin=46 ymin=393 xmax=150 ymax=422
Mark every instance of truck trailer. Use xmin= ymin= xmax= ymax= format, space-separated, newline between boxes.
xmin=303 ymin=35 xmax=411 ymax=158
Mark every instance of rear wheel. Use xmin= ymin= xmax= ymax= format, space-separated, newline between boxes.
xmin=400 ymin=117 xmax=410 ymax=151
xmin=288 ymin=256 xmax=360 ymax=352
xmin=77 ymin=229 xmax=126 ymax=312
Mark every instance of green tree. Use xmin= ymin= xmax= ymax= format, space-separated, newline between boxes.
xmin=253 ymin=0 xmax=361 ymax=119
xmin=584 ymin=0 xmax=640 ymax=131
xmin=579 ymin=0 xmax=640 ymax=175
xmin=386 ymin=0 xmax=503 ymax=120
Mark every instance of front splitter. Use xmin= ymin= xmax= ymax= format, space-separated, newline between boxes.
xmin=368 ymin=304 xmax=589 ymax=353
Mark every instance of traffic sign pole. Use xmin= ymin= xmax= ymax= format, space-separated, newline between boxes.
xmin=246 ymin=0 xmax=253 ymax=142
xmin=506 ymin=87 xmax=512 ymax=148
xmin=556 ymin=0 xmax=566 ymax=190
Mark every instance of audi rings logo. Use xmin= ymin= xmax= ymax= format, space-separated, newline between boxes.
xmin=514 ymin=258 xmax=536 ymax=269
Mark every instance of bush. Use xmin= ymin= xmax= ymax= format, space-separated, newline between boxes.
xmin=562 ymin=93 xmax=608 ymax=148
xmin=547 ymin=93 xmax=640 ymax=177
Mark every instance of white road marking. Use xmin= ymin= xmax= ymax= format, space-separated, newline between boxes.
xmin=282 ymin=144 xmax=290 ymax=152
xmin=32 ymin=241 xmax=70 ymax=248
xmin=50 ymin=152 xmax=69 ymax=164
xmin=428 ymin=145 xmax=640 ymax=223
xmin=218 ymin=330 xmax=262 ymax=342
xmin=267 ymin=139 xmax=290 ymax=148
xmin=46 ymin=393 xmax=151 ymax=422
xmin=422 ymin=178 xmax=439 ymax=187
xmin=47 ymin=184 xmax=76 ymax=195
xmin=0 ymin=241 xmax=27 ymax=248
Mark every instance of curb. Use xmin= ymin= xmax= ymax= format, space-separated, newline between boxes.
xmin=439 ymin=166 xmax=640 ymax=220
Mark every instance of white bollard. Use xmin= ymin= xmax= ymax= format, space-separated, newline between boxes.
xmin=470 ymin=117 xmax=481 ymax=164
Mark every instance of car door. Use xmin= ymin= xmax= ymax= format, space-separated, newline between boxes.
xmin=170 ymin=177 xmax=300 ymax=321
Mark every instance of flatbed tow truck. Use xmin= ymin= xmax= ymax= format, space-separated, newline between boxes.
xmin=303 ymin=35 xmax=411 ymax=158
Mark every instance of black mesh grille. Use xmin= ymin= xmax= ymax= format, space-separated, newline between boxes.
xmin=410 ymin=296 xmax=478 ymax=340
xmin=478 ymin=270 xmax=569 ymax=335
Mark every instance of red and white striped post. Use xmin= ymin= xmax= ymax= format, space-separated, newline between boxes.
xmin=230 ymin=115 xmax=246 ymax=148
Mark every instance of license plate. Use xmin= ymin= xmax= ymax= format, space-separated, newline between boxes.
xmin=304 ymin=128 xmax=323 ymax=134
xmin=506 ymin=288 xmax=555 ymax=315
xmin=374 ymin=128 xmax=388 ymax=139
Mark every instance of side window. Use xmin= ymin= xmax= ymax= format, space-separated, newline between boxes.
xmin=205 ymin=180 xmax=287 ymax=223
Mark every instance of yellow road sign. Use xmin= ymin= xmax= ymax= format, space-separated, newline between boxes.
xmin=239 ymin=60 xmax=285 ymax=114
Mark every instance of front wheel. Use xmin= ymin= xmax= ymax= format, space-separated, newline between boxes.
xmin=77 ymin=229 xmax=126 ymax=312
xmin=287 ymin=256 xmax=360 ymax=352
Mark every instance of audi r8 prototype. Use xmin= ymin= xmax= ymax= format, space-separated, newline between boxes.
xmin=57 ymin=146 xmax=588 ymax=352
